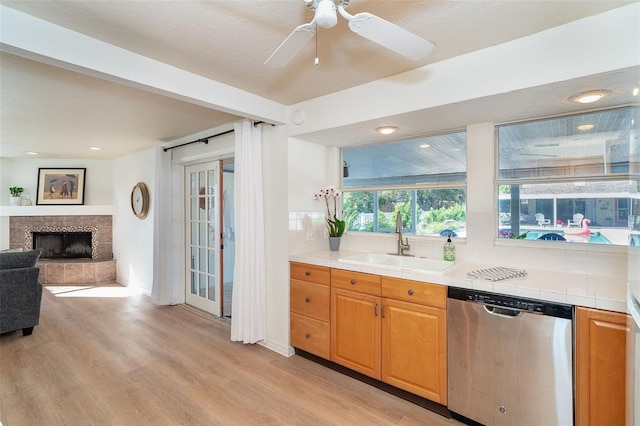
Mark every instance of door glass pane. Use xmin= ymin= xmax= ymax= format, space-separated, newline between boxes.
xmin=191 ymin=247 xmax=197 ymax=269
xmin=190 ymin=173 xmax=197 ymax=195
xmin=191 ymin=271 xmax=197 ymax=294
xmin=191 ymin=222 xmax=197 ymax=244
xmin=208 ymin=249 xmax=215 ymax=274
xmin=208 ymin=276 xmax=216 ymax=301
xmin=190 ymin=196 xmax=197 ymax=220
xmin=199 ymin=274 xmax=206 ymax=297
xmin=199 ymin=223 xmax=207 ymax=245
xmin=199 ymin=248 xmax=206 ymax=272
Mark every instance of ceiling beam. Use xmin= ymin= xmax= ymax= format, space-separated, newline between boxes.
xmin=0 ymin=5 xmax=288 ymax=126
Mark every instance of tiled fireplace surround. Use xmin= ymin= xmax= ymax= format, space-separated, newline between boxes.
xmin=9 ymin=215 xmax=116 ymax=284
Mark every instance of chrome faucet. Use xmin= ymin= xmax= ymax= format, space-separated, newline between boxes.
xmin=390 ymin=211 xmax=413 ymax=256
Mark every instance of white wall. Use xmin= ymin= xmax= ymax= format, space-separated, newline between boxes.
xmin=0 ymin=157 xmax=113 ymax=206
xmin=262 ymin=124 xmax=292 ymax=356
xmin=112 ymin=147 xmax=156 ymax=293
xmin=287 ymin=138 xmax=341 ymax=253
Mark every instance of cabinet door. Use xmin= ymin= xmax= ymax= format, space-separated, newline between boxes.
xmin=576 ymin=307 xmax=629 ymax=426
xmin=382 ymin=298 xmax=447 ymax=404
xmin=331 ymin=288 xmax=381 ymax=379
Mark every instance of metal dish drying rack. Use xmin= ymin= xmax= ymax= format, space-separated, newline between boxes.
xmin=467 ymin=267 xmax=527 ymax=281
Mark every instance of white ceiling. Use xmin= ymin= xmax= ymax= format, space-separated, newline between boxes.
xmin=0 ymin=0 xmax=637 ymax=159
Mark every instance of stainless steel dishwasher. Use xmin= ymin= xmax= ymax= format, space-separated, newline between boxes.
xmin=447 ymin=287 xmax=574 ymax=426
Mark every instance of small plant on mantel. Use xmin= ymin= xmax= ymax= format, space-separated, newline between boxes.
xmin=9 ymin=186 xmax=24 ymax=197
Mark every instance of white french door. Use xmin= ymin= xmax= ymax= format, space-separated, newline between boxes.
xmin=185 ymin=162 xmax=222 ymax=316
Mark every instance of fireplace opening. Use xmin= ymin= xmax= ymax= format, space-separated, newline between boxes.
xmin=33 ymin=232 xmax=92 ymax=259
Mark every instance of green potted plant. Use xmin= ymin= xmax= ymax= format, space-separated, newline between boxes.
xmin=9 ymin=186 xmax=24 ymax=206
xmin=314 ymin=185 xmax=346 ymax=251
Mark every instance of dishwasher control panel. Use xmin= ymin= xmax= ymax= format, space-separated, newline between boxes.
xmin=448 ymin=286 xmax=573 ymax=319
xmin=468 ymin=292 xmax=543 ymax=313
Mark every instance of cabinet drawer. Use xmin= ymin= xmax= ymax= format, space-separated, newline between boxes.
xmin=331 ymin=268 xmax=381 ymax=296
xmin=290 ymin=280 xmax=330 ymax=321
xmin=290 ymin=262 xmax=330 ymax=285
xmin=381 ymin=277 xmax=446 ymax=309
xmin=290 ymin=312 xmax=330 ymax=359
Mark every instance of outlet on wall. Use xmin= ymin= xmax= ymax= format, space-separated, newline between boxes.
xmin=306 ymin=229 xmax=315 ymax=240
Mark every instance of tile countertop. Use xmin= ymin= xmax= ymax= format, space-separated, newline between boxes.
xmin=289 ymin=250 xmax=629 ymax=314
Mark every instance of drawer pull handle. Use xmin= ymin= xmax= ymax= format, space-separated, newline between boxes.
xmin=374 ymin=303 xmax=378 ymax=316
xmin=350 ymin=279 xmax=356 ymax=285
xmin=304 ymin=297 xmax=310 ymax=303
xmin=381 ymin=305 xmax=385 ymax=318
xmin=305 ymin=271 xmax=310 ymax=276
xmin=305 ymin=333 xmax=311 ymax=339
xmin=408 ymin=289 xmax=414 ymax=296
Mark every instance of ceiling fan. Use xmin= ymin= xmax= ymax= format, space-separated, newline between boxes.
xmin=265 ymin=0 xmax=435 ymax=67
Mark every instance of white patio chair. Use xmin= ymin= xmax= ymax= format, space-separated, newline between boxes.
xmin=567 ymin=213 xmax=584 ymax=228
xmin=535 ymin=213 xmax=550 ymax=226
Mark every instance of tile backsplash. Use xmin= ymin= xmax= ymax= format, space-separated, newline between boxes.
xmin=289 ymin=210 xmax=631 ymax=281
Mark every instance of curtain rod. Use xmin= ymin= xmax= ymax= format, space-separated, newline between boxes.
xmin=162 ymin=121 xmax=270 ymax=152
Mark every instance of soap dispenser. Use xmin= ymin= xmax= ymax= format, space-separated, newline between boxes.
xmin=443 ymin=237 xmax=456 ymax=261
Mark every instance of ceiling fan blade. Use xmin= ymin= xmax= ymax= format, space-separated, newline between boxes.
xmin=345 ymin=12 xmax=434 ymax=60
xmin=265 ymin=22 xmax=316 ymax=67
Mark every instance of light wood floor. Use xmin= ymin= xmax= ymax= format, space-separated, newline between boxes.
xmin=1 ymin=282 xmax=463 ymax=425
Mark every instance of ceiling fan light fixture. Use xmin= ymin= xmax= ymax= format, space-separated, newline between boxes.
xmin=376 ymin=126 xmax=397 ymax=135
xmin=569 ymin=90 xmax=610 ymax=104
xmin=314 ymin=0 xmax=338 ymax=28
xmin=633 ymin=87 xmax=639 ymax=96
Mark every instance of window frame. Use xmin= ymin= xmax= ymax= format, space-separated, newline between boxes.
xmin=340 ymin=129 xmax=468 ymax=239
xmin=494 ymin=106 xmax=638 ymax=249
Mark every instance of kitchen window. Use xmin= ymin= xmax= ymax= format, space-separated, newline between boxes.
xmin=497 ymin=106 xmax=639 ymax=246
xmin=342 ymin=130 xmax=467 ymax=237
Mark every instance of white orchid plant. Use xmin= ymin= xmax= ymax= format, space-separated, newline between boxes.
xmin=314 ymin=185 xmax=346 ymax=237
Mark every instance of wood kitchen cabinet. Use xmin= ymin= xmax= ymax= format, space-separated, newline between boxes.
xmin=330 ymin=269 xmax=382 ymax=378
xmin=576 ymin=306 xmax=629 ymax=426
xmin=330 ymin=269 xmax=447 ymax=404
xmin=381 ymin=277 xmax=447 ymax=405
xmin=290 ymin=263 xmax=448 ymax=405
xmin=290 ymin=262 xmax=331 ymax=358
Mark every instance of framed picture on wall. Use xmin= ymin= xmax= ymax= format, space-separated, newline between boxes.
xmin=36 ymin=168 xmax=86 ymax=205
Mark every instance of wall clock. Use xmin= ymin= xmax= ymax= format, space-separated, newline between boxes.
xmin=131 ymin=182 xmax=150 ymax=219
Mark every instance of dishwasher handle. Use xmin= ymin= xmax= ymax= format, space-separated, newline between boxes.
xmin=483 ymin=304 xmax=522 ymax=318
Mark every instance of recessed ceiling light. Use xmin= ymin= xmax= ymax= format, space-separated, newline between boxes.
xmin=419 ymin=143 xmax=431 ymax=148
xmin=26 ymin=151 xmax=39 ymax=155
xmin=633 ymin=87 xmax=639 ymax=96
xmin=375 ymin=126 xmax=397 ymax=135
xmin=568 ymin=90 xmax=610 ymax=104
xmin=577 ymin=124 xmax=594 ymax=131
xmin=89 ymin=146 xmax=101 ymax=151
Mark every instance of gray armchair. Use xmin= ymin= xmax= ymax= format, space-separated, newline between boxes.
xmin=0 ymin=249 xmax=43 ymax=336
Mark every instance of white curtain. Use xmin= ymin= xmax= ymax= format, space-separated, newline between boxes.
xmin=151 ymin=146 xmax=183 ymax=305
xmin=230 ymin=120 xmax=266 ymax=344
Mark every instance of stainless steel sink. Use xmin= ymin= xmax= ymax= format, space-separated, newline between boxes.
xmin=337 ymin=253 xmax=455 ymax=274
